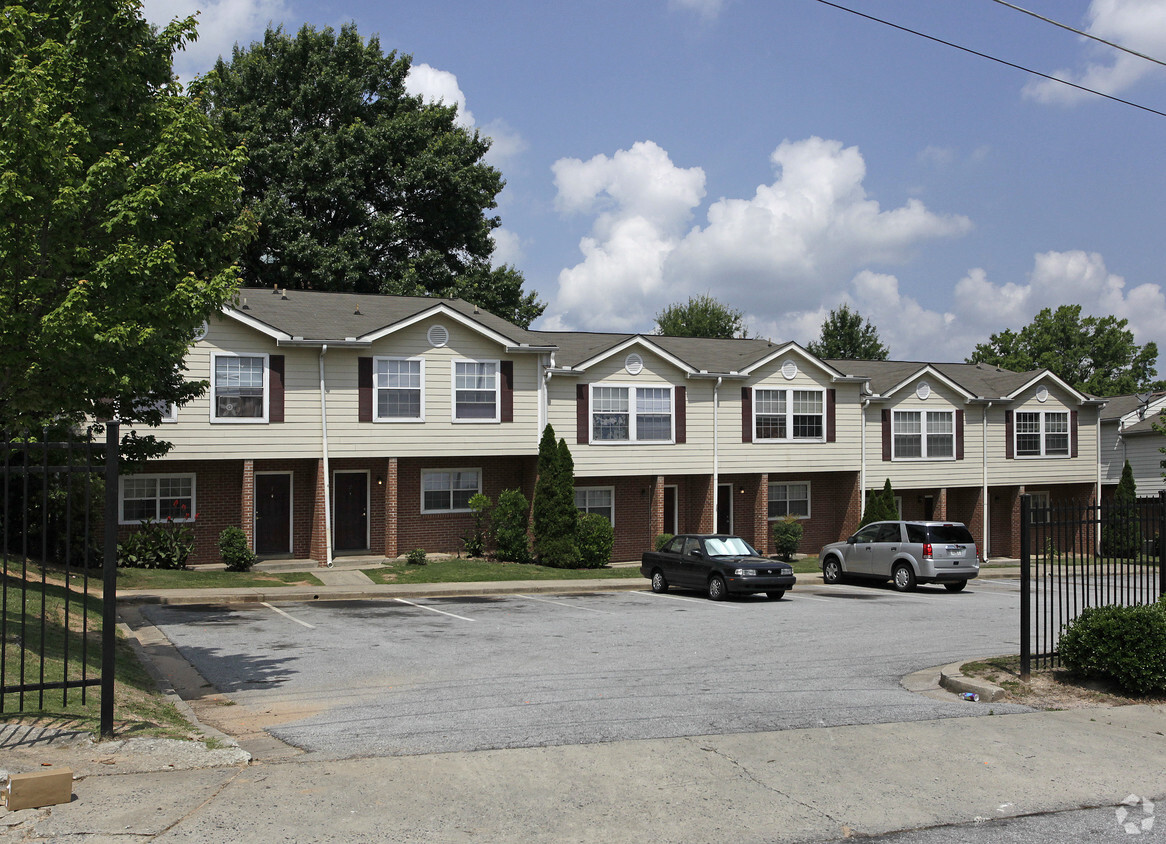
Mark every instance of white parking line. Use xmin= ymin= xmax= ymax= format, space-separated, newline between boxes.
xmin=394 ymin=597 xmax=476 ymax=621
xmin=634 ymin=591 xmax=741 ymax=608
xmin=260 ymin=602 xmax=316 ymax=629
xmin=515 ymin=595 xmax=613 ymax=614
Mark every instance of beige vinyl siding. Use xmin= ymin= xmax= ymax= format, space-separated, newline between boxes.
xmin=1100 ymin=422 xmax=1124 ymax=484
xmin=1120 ymin=435 xmax=1166 ymax=492
xmin=988 ymin=384 xmax=1098 ymax=486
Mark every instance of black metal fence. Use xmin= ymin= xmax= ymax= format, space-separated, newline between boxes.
xmin=1020 ymin=491 xmax=1166 ymax=674
xmin=1 ymin=423 xmax=119 ymax=736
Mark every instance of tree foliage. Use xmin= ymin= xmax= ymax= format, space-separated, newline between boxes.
xmin=967 ymin=305 xmax=1160 ymax=396
xmin=532 ymin=425 xmax=578 ymax=567
xmin=654 ymin=294 xmax=748 ymax=339
xmin=0 ymin=0 xmax=255 ymax=429
xmin=806 ymin=304 xmax=888 ymax=360
xmin=860 ymin=478 xmax=898 ymax=526
xmin=1102 ymin=460 xmax=1141 ymax=558
xmin=192 ymin=23 xmax=543 ymax=327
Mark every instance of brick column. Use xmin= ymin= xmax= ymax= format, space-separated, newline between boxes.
xmin=241 ymin=459 xmax=255 ymax=549
xmin=384 ymin=457 xmax=398 ymax=558
xmin=935 ymin=487 xmax=948 ymax=520
xmin=650 ymin=476 xmax=665 ymax=546
xmin=968 ymin=486 xmax=986 ymax=555
xmin=692 ymin=475 xmax=715 ymax=533
xmin=310 ymin=458 xmax=328 ymax=565
xmin=753 ymin=473 xmax=769 ymax=554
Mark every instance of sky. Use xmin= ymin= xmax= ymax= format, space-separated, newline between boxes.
xmin=140 ymin=0 xmax=1166 ymax=366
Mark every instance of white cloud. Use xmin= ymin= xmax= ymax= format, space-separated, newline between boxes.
xmin=141 ymin=0 xmax=288 ymax=83
xmin=490 ymin=228 xmax=524 ymax=266
xmin=1023 ymin=0 xmax=1166 ymax=105
xmin=669 ymin=0 xmax=726 ymax=20
xmin=404 ymin=66 xmax=526 ymax=167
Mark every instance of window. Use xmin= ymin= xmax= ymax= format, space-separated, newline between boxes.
xmin=892 ymin=410 xmax=954 ymax=459
xmin=575 ymin=487 xmax=614 ymax=523
xmin=375 ymin=358 xmax=423 ymax=421
xmin=754 ymin=388 xmax=825 ymax=441
xmin=421 ymin=469 xmax=481 ymax=513
xmin=1016 ymin=411 xmax=1069 ymax=457
xmin=212 ymin=353 xmax=267 ymax=421
xmin=120 ymin=474 xmax=195 ymax=524
xmin=453 ymin=361 xmax=498 ymax=421
xmin=768 ymin=482 xmax=810 ymax=519
xmin=590 ymin=385 xmax=673 ymax=443
xmin=1029 ymin=490 xmax=1050 ymax=524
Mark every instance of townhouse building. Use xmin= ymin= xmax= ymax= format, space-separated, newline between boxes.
xmin=1099 ymin=391 xmax=1166 ymax=496
xmin=119 ymin=288 xmax=1106 ymax=565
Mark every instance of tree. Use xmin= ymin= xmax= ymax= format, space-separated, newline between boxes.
xmin=1102 ymin=460 xmax=1141 ymax=558
xmin=655 ymin=294 xmax=748 ymax=339
xmin=0 ymin=1 xmax=255 ymax=430
xmin=860 ymin=478 xmax=898 ymax=526
xmin=967 ymin=305 xmax=1160 ymax=396
xmin=531 ymin=425 xmax=578 ymax=567
xmin=806 ymin=304 xmax=888 ymax=360
xmin=192 ymin=23 xmax=544 ymax=328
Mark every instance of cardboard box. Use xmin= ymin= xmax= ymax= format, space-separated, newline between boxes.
xmin=1 ymin=768 xmax=74 ymax=811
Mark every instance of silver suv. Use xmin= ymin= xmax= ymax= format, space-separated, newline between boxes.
xmin=819 ymin=521 xmax=979 ymax=592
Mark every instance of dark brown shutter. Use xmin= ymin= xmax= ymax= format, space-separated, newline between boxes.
xmin=881 ymin=409 xmax=892 ymax=461
xmin=955 ymin=409 xmax=964 ymax=460
xmin=576 ymin=384 xmax=589 ymax=444
xmin=1005 ymin=410 xmax=1014 ymax=459
xmin=742 ymin=387 xmax=752 ymax=443
xmin=675 ymin=386 xmax=686 ymax=444
xmin=1071 ymin=410 xmax=1079 ymax=458
xmin=500 ymin=361 xmax=514 ymax=423
xmin=826 ymin=389 xmax=836 ymax=443
xmin=269 ymin=355 xmax=285 ymax=423
xmin=358 ymin=357 xmax=373 ymax=422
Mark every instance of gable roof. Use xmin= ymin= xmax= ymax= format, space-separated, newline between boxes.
xmin=1099 ymin=391 xmax=1166 ymax=423
xmin=825 ymin=359 xmax=1092 ymax=403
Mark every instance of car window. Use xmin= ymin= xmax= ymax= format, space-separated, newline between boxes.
xmin=853 ymin=525 xmax=881 ymax=543
xmin=905 ymin=524 xmax=926 ymax=543
xmin=704 ymin=536 xmax=758 ymax=557
xmin=927 ymin=524 xmax=974 ymax=544
xmin=665 ymin=536 xmax=686 ymax=554
xmin=875 ymin=523 xmax=901 ymax=543
xmin=682 ymin=537 xmax=701 ymax=557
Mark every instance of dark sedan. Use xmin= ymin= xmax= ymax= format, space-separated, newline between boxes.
xmin=641 ymin=534 xmax=797 ymax=600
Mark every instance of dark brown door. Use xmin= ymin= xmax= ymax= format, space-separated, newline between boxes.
xmin=333 ymin=472 xmax=368 ymax=551
xmin=663 ymin=486 xmax=678 ymax=536
xmin=717 ymin=484 xmax=733 ymax=534
xmin=255 ymin=474 xmax=291 ymax=555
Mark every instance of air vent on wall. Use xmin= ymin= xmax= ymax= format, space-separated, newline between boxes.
xmin=625 ymin=353 xmax=644 ymax=375
xmin=428 ymin=324 xmax=449 ymax=347
xmin=781 ymin=360 xmax=798 ymax=380
xmin=916 ymin=382 xmax=931 ymax=400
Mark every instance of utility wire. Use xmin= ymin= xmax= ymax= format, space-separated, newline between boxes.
xmin=987 ymin=0 xmax=1166 ymax=70
xmin=812 ymin=0 xmax=1166 ymax=119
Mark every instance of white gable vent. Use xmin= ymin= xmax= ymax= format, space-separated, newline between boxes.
xmin=427 ymin=324 xmax=449 ymax=348
xmin=781 ymin=360 xmax=798 ymax=380
xmin=625 ymin=353 xmax=644 ymax=375
xmin=1036 ymin=386 xmax=1049 ymax=403
xmin=916 ymin=382 xmax=931 ymax=400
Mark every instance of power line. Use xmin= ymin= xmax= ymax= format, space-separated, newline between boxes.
xmin=811 ymin=0 xmax=1166 ymax=119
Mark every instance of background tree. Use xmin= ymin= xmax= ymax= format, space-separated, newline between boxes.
xmin=0 ymin=0 xmax=254 ymax=430
xmin=193 ymin=23 xmax=543 ymax=327
xmin=532 ymin=425 xmax=578 ymax=567
xmin=806 ymin=304 xmax=888 ymax=360
xmin=967 ymin=305 xmax=1160 ymax=396
xmin=654 ymin=294 xmax=748 ymax=339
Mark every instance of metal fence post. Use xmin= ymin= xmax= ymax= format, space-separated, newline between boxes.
xmin=1020 ymin=493 xmax=1031 ymax=678
xmin=1159 ymin=490 xmax=1166 ymax=600
xmin=101 ymin=422 xmax=118 ymax=738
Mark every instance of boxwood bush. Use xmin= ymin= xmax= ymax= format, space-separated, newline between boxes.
xmin=1057 ymin=598 xmax=1166 ymax=696
xmin=576 ymin=512 xmax=614 ymax=569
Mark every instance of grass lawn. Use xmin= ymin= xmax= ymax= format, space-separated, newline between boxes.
xmin=115 ymin=568 xmax=323 ymax=590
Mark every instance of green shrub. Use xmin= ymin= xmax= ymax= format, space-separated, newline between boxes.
xmin=1101 ymin=460 xmax=1141 ymax=557
xmin=1058 ymin=599 xmax=1166 ymax=696
xmin=860 ymin=478 xmax=897 ymax=527
xmin=218 ymin=526 xmax=256 ymax=572
xmin=532 ymin=425 xmax=578 ymax=565
xmin=492 ymin=489 xmax=531 ymax=563
xmin=462 ymin=493 xmax=492 ymax=558
xmin=116 ymin=517 xmax=195 ymax=569
xmin=772 ymin=516 xmax=803 ymax=561
xmin=406 ymin=548 xmax=428 ymax=566
xmin=576 ymin=513 xmax=614 ymax=569
xmin=655 ymin=533 xmax=674 ymax=551
xmin=536 ymin=535 xmax=579 ymax=569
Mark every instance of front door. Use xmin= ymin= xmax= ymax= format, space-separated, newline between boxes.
xmin=255 ymin=473 xmax=292 ymax=555
xmin=717 ymin=484 xmax=733 ymax=534
xmin=663 ymin=485 xmax=678 ymax=536
xmin=333 ymin=471 xmax=369 ymax=552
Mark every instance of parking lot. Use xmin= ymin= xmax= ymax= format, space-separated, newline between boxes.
xmin=142 ymin=579 xmax=1031 ymax=759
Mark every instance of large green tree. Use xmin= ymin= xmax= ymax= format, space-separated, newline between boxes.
xmin=0 ymin=0 xmax=254 ymax=430
xmin=193 ymin=23 xmax=543 ymax=327
xmin=967 ymin=305 xmax=1160 ymax=396
xmin=655 ymin=294 xmax=748 ymax=339
xmin=806 ymin=304 xmax=888 ymax=360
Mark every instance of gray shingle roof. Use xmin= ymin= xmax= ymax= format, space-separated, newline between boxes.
xmin=824 ymin=359 xmax=1048 ymax=399
xmin=530 ymin=330 xmax=789 ymax=372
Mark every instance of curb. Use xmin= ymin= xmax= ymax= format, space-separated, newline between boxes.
xmin=939 ymin=660 xmax=1007 ymax=702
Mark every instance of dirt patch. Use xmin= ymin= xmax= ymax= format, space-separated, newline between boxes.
xmin=962 ymin=655 xmax=1166 ymax=710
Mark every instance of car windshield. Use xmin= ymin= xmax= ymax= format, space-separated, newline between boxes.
xmin=704 ymin=537 xmax=758 ymax=557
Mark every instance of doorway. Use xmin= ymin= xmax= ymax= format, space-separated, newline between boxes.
xmin=333 ymin=471 xmax=369 ymax=552
xmin=255 ymin=473 xmax=292 ymax=556
xmin=717 ymin=483 xmax=733 ymax=534
xmin=663 ymin=485 xmax=678 ymax=536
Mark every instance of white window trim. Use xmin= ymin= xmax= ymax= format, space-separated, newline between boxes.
xmin=767 ymin=480 xmax=811 ymax=520
xmin=752 ymin=387 xmax=826 ymax=443
xmin=210 ymin=351 xmax=269 ymax=424
xmin=891 ymin=408 xmax=956 ymax=461
xmin=374 ymin=356 xmax=425 ymax=423
xmin=588 ymin=383 xmax=675 ymax=444
xmin=118 ymin=473 xmax=196 ymax=525
xmin=574 ymin=486 xmax=616 ymax=527
xmin=1015 ymin=409 xmax=1071 ymax=459
xmin=451 ymin=360 xmax=500 ymax=423
xmin=420 ymin=468 xmax=482 ymax=514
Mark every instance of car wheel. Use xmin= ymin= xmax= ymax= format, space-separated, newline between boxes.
xmin=708 ymin=574 xmax=727 ymax=601
xmin=944 ymin=580 xmax=968 ymax=593
xmin=892 ymin=563 xmax=917 ymax=592
xmin=823 ymin=557 xmax=842 ymax=584
xmin=765 ymin=590 xmax=786 ymax=600
xmin=651 ymin=569 xmax=669 ymax=594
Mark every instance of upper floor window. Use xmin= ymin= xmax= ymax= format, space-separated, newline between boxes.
xmin=453 ymin=361 xmax=498 ymax=422
xmin=768 ymin=482 xmax=810 ymax=519
xmin=212 ymin=353 xmax=267 ymax=422
xmin=754 ymin=388 xmax=824 ymax=442
xmin=575 ymin=487 xmax=614 ymax=523
xmin=893 ymin=410 xmax=954 ymax=459
xmin=1016 ymin=410 xmax=1069 ymax=457
xmin=120 ymin=474 xmax=195 ymax=524
xmin=591 ymin=385 xmax=673 ymax=443
xmin=376 ymin=357 xmax=423 ymax=421
xmin=421 ymin=469 xmax=481 ymax=513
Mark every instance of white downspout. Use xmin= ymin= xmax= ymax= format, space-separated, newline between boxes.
xmin=1096 ymin=405 xmax=1102 ymax=508
xmin=982 ymin=402 xmax=992 ymax=561
xmin=713 ymin=377 xmax=721 ymax=532
xmin=320 ymin=345 xmax=333 ymax=568
xmin=860 ymin=398 xmax=869 ymax=517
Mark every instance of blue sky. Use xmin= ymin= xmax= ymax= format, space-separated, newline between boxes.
xmin=142 ymin=0 xmax=1166 ymax=365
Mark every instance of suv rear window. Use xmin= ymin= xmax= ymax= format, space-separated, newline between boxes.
xmin=926 ymin=524 xmax=974 ymax=544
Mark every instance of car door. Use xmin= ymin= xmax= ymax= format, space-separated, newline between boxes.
xmin=869 ymin=522 xmax=904 ymax=578
xmin=845 ymin=524 xmax=882 ymax=575
xmin=658 ymin=535 xmax=687 ymax=585
xmin=674 ymin=536 xmax=706 ymax=588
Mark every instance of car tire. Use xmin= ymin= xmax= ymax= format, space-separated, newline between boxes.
xmin=944 ymin=580 xmax=968 ymax=593
xmin=765 ymin=590 xmax=786 ymax=600
xmin=892 ymin=563 xmax=917 ymax=593
xmin=708 ymin=574 xmax=727 ymax=601
xmin=651 ymin=569 xmax=669 ymax=594
xmin=823 ymin=557 xmax=843 ymax=584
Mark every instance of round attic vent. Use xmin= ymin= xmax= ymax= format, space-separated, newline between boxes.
xmin=781 ymin=360 xmax=798 ymax=380
xmin=191 ymin=320 xmax=209 ymax=342
xmin=916 ymin=382 xmax=931 ymax=400
xmin=427 ymin=324 xmax=449 ymax=348
xmin=1036 ymin=386 xmax=1049 ymax=403
xmin=625 ymin=353 xmax=644 ymax=375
